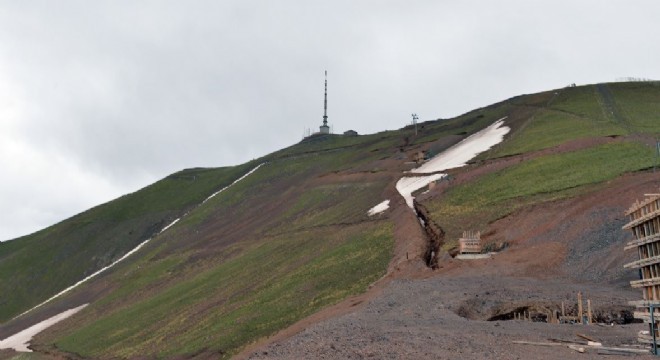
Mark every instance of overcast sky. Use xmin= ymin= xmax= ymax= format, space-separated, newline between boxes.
xmin=1 ymin=1 xmax=658 ymax=241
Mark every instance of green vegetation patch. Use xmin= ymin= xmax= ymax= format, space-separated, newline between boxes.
xmin=5 ymin=353 xmax=50 ymax=360
xmin=55 ymin=222 xmax=393 ymax=359
xmin=427 ymin=141 xmax=656 ymax=245
xmin=493 ymin=83 xmax=660 ymax=158
xmin=274 ymin=182 xmax=386 ymax=231
xmin=493 ymin=108 xmax=626 ymax=157
xmin=0 ymin=163 xmax=256 ymax=322
xmin=47 ymin=138 xmax=396 ymax=358
xmin=550 ymin=85 xmax=608 ymax=121
xmin=608 ymin=82 xmax=660 ymax=134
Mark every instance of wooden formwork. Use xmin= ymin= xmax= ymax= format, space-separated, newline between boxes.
xmin=623 ymin=191 xmax=660 ymax=344
xmin=459 ymin=230 xmax=482 ymax=254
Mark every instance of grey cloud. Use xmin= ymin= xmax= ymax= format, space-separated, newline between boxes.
xmin=1 ymin=0 xmax=659 ymax=240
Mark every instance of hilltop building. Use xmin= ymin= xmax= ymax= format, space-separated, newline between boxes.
xmin=623 ymin=192 xmax=660 ymax=345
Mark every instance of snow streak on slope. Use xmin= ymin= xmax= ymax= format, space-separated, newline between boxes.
xmin=0 ymin=305 xmax=88 ymax=352
xmin=159 ymin=217 xmax=180 ymax=234
xmin=396 ymin=118 xmax=509 ymax=208
xmin=12 ymin=231 xmax=158 ymax=320
xmin=411 ymin=118 xmax=509 ymax=173
xmin=12 ymin=163 xmax=265 ymax=320
xmin=396 ymin=174 xmax=446 ymax=208
xmin=203 ymin=163 xmax=265 ymax=204
xmin=367 ymin=200 xmax=390 ymax=216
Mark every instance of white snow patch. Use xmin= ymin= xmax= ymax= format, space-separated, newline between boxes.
xmin=203 ymin=163 xmax=265 ymax=204
xmin=14 ymin=237 xmax=153 ymax=320
xmin=367 ymin=200 xmax=390 ymax=216
xmin=411 ymin=117 xmax=510 ymax=174
xmin=159 ymin=217 xmax=180 ymax=234
xmin=0 ymin=304 xmax=88 ymax=352
xmin=396 ymin=118 xmax=510 ymax=208
xmin=396 ymin=174 xmax=446 ymax=208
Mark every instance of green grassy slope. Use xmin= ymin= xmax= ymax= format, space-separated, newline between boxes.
xmin=429 ymin=141 xmax=657 ymax=245
xmin=7 ymin=98 xmax=484 ymax=357
xmin=608 ymin=82 xmax=660 ymax=133
xmin=34 ymin=109 xmax=502 ymax=357
xmin=57 ymin=224 xmax=392 ymax=358
xmin=0 ymin=163 xmax=256 ymax=322
xmin=493 ymin=82 xmax=659 ymax=157
xmin=45 ymin=136 xmax=399 ymax=358
xmin=426 ymin=81 xmax=659 ymax=247
xmin=4 ymin=81 xmax=658 ymax=359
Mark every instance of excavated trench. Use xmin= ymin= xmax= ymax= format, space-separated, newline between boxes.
xmin=413 ymin=200 xmax=445 ymax=269
xmin=454 ymin=301 xmax=640 ymax=324
xmin=486 ymin=307 xmax=639 ymax=324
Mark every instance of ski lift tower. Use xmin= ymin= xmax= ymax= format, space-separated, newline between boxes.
xmin=411 ymin=113 xmax=419 ymax=135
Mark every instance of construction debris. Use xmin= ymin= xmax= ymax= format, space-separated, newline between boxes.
xmin=513 ymin=339 xmax=650 ymax=355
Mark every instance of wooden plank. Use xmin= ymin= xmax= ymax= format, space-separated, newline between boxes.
xmin=512 ymin=341 xmax=563 ymax=347
xmin=568 ymin=344 xmax=585 ymax=353
xmin=548 ymin=338 xmax=586 ymax=345
xmin=597 ymin=348 xmax=634 ymax=356
xmin=576 ymin=333 xmax=597 ymax=342
xmin=596 ymin=346 xmax=650 ymax=355
xmin=514 ymin=340 xmax=650 ymax=354
xmin=578 ymin=292 xmax=583 ymax=323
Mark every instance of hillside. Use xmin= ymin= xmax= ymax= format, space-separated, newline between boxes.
xmin=244 ymin=82 xmax=659 ymax=359
xmin=1 ymin=81 xmax=659 ymax=359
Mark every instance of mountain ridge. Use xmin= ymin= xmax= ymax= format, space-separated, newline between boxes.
xmin=1 ymin=81 xmax=659 ymax=359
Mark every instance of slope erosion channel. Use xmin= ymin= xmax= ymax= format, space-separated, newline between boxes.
xmin=395 ymin=118 xmax=509 ymax=267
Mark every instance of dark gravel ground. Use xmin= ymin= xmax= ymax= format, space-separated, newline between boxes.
xmin=247 ymin=274 xmax=652 ymax=360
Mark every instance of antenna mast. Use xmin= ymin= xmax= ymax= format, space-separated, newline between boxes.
xmin=323 ymin=70 xmax=328 ymax=126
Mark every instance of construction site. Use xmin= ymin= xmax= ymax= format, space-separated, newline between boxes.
xmin=624 ymin=192 xmax=660 ymax=349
